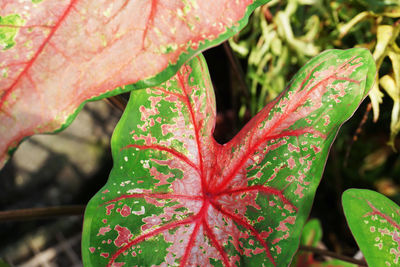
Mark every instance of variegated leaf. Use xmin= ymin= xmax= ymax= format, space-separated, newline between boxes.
xmin=0 ymin=0 xmax=268 ymax=168
xmin=83 ymin=49 xmax=375 ymax=266
xmin=343 ymin=189 xmax=400 ymax=267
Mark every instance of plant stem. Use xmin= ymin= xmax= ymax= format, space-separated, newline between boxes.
xmin=0 ymin=205 xmax=86 ymax=222
xmin=222 ymin=41 xmax=249 ymax=99
xmin=344 ymin=102 xmax=372 ymax=166
xmin=105 ymin=95 xmax=127 ymax=111
xmin=299 ymin=245 xmax=367 ymax=266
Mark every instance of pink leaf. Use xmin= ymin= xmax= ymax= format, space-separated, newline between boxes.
xmin=0 ymin=0 xmax=266 ymax=167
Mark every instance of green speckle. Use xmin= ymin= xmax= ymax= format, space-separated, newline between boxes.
xmin=182 ymin=0 xmax=191 ymax=14
xmin=103 ymin=6 xmax=112 ymax=17
xmin=100 ymin=34 xmax=107 ymax=47
xmin=175 ymin=207 xmax=187 ymax=212
xmin=23 ymin=40 xmax=33 ymax=49
xmin=160 ymin=44 xmax=178 ymax=54
xmin=10 ymin=92 xmax=17 ymax=101
xmin=32 ymin=0 xmax=43 ymax=3
xmin=2 ymin=67 xmax=8 ymax=78
xmin=0 ymin=14 xmax=25 ymax=50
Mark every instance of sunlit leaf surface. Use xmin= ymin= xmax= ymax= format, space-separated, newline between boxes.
xmin=0 ymin=0 xmax=268 ymax=167
xmin=83 ymin=49 xmax=375 ymax=266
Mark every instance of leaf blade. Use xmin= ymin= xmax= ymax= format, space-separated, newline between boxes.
xmin=212 ymin=48 xmax=376 ymax=263
xmin=0 ymin=0 xmax=268 ymax=168
xmin=83 ymin=48 xmax=376 ymax=266
xmin=343 ymin=189 xmax=400 ymax=267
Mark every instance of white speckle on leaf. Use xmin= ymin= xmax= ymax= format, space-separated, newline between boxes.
xmin=132 ymin=206 xmax=145 ymax=215
xmin=128 ymin=188 xmax=144 ymax=194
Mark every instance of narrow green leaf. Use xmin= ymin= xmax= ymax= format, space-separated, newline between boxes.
xmin=290 ymin=219 xmax=322 ymax=267
xmin=343 ymin=189 xmax=400 ymax=267
xmin=300 ymin=219 xmax=322 ymax=248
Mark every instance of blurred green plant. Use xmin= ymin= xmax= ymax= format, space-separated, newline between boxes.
xmin=230 ymin=0 xmax=400 ymax=147
xmin=291 ymin=219 xmax=358 ymax=266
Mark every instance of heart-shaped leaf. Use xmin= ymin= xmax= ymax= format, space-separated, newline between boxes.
xmin=83 ymin=49 xmax=375 ymax=266
xmin=343 ymin=189 xmax=400 ymax=267
xmin=0 ymin=0 xmax=268 ymax=168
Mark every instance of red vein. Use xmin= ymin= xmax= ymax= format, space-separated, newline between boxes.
xmin=25 ymin=72 xmax=40 ymax=95
xmin=214 ymin=127 xmax=324 ymax=193
xmin=122 ymin=144 xmax=199 ymax=173
xmin=364 ymin=200 xmax=400 ymax=231
xmin=266 ymin=127 xmax=326 ymax=141
xmin=48 ymin=41 xmax=72 ymax=61
xmin=299 ymin=61 xmax=323 ymax=92
xmin=332 ymin=76 xmax=359 ymax=84
xmin=105 ymin=64 xmax=211 ymax=267
xmin=180 ymin=202 xmax=209 ymax=267
xmin=203 ymin=218 xmax=231 ymax=267
xmin=215 ymin=185 xmax=297 ymax=212
xmin=154 ymin=87 xmax=187 ymax=102
xmin=0 ymin=0 xmax=79 ymax=110
xmin=217 ymin=60 xmax=362 ymax=192
xmin=107 ymin=215 xmax=198 ymax=267
xmin=141 ymin=0 xmax=157 ymax=49
xmin=211 ymin=201 xmax=276 ymax=266
xmin=180 ymin=220 xmax=202 ymax=267
xmin=176 ymin=71 xmax=206 ymax=196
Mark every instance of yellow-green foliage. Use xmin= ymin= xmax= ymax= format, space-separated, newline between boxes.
xmin=231 ymin=0 xmax=400 ymax=147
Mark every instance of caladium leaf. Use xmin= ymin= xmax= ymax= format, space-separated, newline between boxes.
xmin=82 ymin=49 xmax=375 ymax=266
xmin=343 ymin=189 xmax=400 ymax=267
xmin=0 ymin=0 xmax=268 ymax=168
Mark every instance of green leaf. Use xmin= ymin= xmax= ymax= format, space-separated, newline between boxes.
xmin=83 ymin=48 xmax=375 ymax=266
xmin=0 ymin=0 xmax=269 ymax=168
xmin=290 ymin=219 xmax=322 ymax=267
xmin=343 ymin=189 xmax=400 ymax=267
xmin=300 ymin=219 xmax=322 ymax=247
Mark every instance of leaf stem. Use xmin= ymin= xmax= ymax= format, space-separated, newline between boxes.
xmin=104 ymin=95 xmax=127 ymax=111
xmin=222 ymin=41 xmax=249 ymax=99
xmin=344 ymin=102 xmax=372 ymax=166
xmin=0 ymin=205 xmax=86 ymax=222
xmin=299 ymin=245 xmax=367 ymax=266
